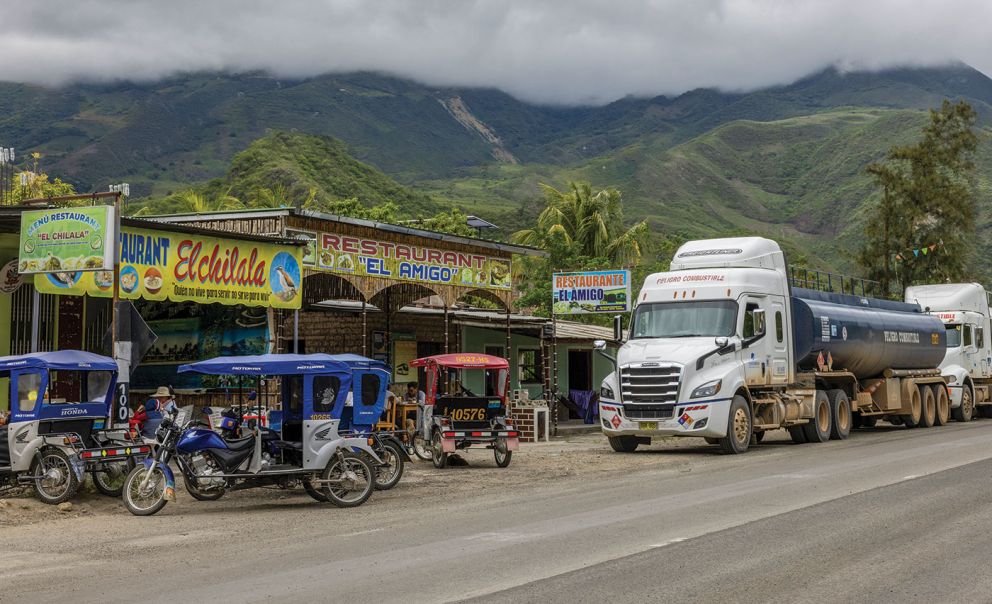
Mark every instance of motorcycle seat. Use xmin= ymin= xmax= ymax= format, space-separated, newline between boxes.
xmin=224 ymin=436 xmax=256 ymax=452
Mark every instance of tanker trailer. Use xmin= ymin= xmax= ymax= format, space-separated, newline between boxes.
xmin=786 ymin=288 xmax=950 ymax=439
xmin=597 ymin=236 xmax=951 ymax=455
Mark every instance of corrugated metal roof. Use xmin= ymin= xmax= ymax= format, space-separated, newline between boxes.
xmin=151 ymin=207 xmax=548 ymax=257
xmin=553 ymin=321 xmax=614 ymax=341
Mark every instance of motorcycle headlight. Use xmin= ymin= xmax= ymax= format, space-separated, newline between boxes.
xmin=601 ymin=384 xmax=615 ymax=400
xmin=691 ymin=380 xmax=721 ymax=399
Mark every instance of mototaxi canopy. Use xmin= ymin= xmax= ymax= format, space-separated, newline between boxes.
xmin=410 ymin=354 xmax=510 ymax=403
xmin=0 ymin=350 xmax=118 ymax=377
xmin=409 ymin=353 xmax=509 ymax=370
xmin=177 ymin=354 xmax=353 ymax=376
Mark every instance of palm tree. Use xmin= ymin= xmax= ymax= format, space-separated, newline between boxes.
xmin=512 ymin=183 xmax=647 ymax=266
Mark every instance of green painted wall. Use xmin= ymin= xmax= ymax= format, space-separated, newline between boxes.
xmin=459 ymin=325 xmax=616 ymax=400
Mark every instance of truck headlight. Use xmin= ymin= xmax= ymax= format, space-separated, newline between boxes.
xmin=690 ymin=380 xmax=721 ymax=399
xmin=601 ymin=385 xmax=615 ymax=399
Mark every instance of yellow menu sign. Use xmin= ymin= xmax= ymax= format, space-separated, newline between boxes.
xmin=35 ymin=226 xmax=303 ymax=310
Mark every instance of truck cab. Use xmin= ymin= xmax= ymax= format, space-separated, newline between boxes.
xmin=599 ymin=237 xmax=793 ymax=452
xmin=905 ymin=283 xmax=992 ymax=419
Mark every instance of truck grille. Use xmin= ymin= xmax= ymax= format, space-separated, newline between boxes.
xmin=623 ymin=404 xmax=676 ymax=420
xmin=620 ymin=363 xmax=681 ymax=406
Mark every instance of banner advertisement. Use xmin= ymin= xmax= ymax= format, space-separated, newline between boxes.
xmin=35 ymin=226 xmax=303 ymax=309
xmin=316 ymin=232 xmax=511 ymax=291
xmin=18 ymin=206 xmax=115 ymax=274
xmin=553 ymin=270 xmax=631 ymax=315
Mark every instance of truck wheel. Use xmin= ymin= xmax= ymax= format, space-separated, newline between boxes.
xmin=788 ymin=426 xmax=808 ymax=444
xmin=952 ymin=384 xmax=974 ymax=422
xmin=902 ymin=387 xmax=922 ymax=428
xmin=608 ymin=436 xmax=640 ymax=452
xmin=932 ymin=385 xmax=949 ymax=426
xmin=918 ymin=386 xmax=936 ymax=428
xmin=718 ymin=395 xmax=751 ymax=454
xmin=802 ymin=390 xmax=831 ymax=443
xmin=979 ymin=405 xmax=992 ymax=418
xmin=827 ymin=390 xmax=851 ymax=440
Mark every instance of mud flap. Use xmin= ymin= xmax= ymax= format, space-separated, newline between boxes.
xmin=505 ymin=437 xmax=520 ymax=452
xmin=69 ymin=454 xmax=86 ymax=481
xmin=143 ymin=457 xmax=176 ymax=501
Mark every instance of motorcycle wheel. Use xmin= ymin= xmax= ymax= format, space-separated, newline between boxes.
xmin=185 ymin=479 xmax=225 ymax=501
xmin=373 ymin=441 xmax=404 ymax=491
xmin=412 ymin=434 xmax=432 ymax=461
xmin=320 ymin=452 xmax=374 ymax=508
xmin=91 ymin=460 xmax=131 ymax=497
xmin=302 ymin=478 xmax=329 ymax=502
xmin=32 ymin=448 xmax=80 ymax=505
xmin=122 ymin=464 xmax=169 ymax=516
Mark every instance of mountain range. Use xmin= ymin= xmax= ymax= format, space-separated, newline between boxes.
xmin=4 ymin=63 xmax=992 ymax=278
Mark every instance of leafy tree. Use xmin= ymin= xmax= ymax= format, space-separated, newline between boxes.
xmin=417 ymin=208 xmax=475 ymax=237
xmin=858 ymin=100 xmax=978 ymax=295
xmin=303 ymin=196 xmax=400 ymax=222
xmin=7 ymin=171 xmax=77 ymax=203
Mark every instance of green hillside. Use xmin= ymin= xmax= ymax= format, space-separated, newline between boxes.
xmin=421 ymin=108 xmax=992 ymax=280
xmin=132 ymin=131 xmax=440 ymax=216
xmin=4 ymin=64 xmax=992 ymax=201
xmin=5 ymin=63 xmax=992 ymax=281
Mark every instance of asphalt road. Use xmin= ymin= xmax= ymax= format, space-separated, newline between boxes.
xmin=5 ymin=422 xmax=992 ymax=604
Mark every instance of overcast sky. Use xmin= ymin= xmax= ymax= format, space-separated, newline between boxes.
xmin=1 ymin=0 xmax=990 ymax=105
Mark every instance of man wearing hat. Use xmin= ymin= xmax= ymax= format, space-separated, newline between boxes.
xmin=139 ymin=386 xmax=177 ymax=440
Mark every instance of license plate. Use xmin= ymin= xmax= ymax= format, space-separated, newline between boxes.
xmin=639 ymin=422 xmax=657 ymax=430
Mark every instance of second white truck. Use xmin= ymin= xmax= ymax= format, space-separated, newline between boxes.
xmin=906 ymin=283 xmax=992 ymax=421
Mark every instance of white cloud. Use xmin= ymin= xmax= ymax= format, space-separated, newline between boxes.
xmin=1 ymin=0 xmax=990 ymax=104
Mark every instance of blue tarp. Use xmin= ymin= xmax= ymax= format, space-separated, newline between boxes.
xmin=177 ymin=354 xmax=353 ymax=376
xmin=0 ymin=350 xmax=117 ymax=374
xmin=325 ymin=353 xmax=390 ymax=372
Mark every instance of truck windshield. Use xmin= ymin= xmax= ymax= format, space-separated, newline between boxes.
xmin=946 ymin=324 xmax=961 ymax=348
xmin=631 ymin=300 xmax=738 ymax=338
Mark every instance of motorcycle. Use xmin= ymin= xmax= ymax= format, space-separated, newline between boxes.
xmin=122 ymin=402 xmax=377 ymax=516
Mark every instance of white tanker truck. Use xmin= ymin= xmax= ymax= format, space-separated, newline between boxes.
xmin=905 ymin=283 xmax=992 ymax=421
xmin=596 ymin=237 xmax=950 ymax=454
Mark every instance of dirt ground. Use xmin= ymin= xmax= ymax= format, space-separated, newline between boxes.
xmin=1 ymin=431 xmax=766 ymax=528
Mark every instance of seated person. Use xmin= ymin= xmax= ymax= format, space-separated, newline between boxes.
xmin=404 ymin=381 xmax=425 ymax=404
xmin=140 ymin=386 xmax=177 ymax=439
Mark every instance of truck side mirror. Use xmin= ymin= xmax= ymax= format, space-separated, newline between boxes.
xmin=753 ymin=309 xmax=766 ymax=337
xmin=613 ymin=315 xmax=624 ymax=342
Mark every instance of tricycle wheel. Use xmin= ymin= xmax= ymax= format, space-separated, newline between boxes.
xmin=374 ymin=441 xmax=404 ymax=491
xmin=91 ymin=460 xmax=130 ymax=497
xmin=431 ymin=431 xmax=448 ymax=469
xmin=122 ymin=464 xmax=169 ymax=516
xmin=321 ymin=452 xmax=374 ymax=508
xmin=303 ymin=478 xmax=329 ymax=502
xmin=185 ymin=480 xmax=225 ymax=501
xmin=32 ymin=448 xmax=79 ymax=504
xmin=412 ymin=434 xmax=432 ymax=461
xmin=494 ymin=439 xmax=512 ymax=468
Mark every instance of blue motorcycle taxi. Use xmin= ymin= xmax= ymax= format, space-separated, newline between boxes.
xmin=121 ymin=354 xmax=382 ymax=516
xmin=0 ymin=351 xmax=150 ymax=503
